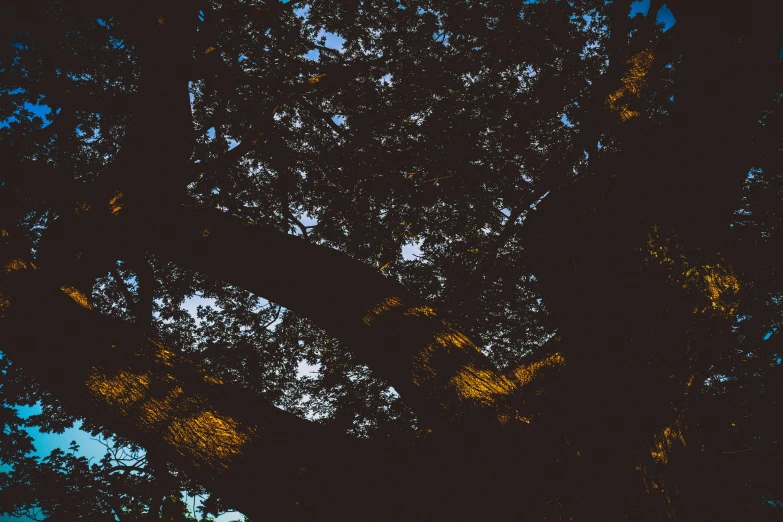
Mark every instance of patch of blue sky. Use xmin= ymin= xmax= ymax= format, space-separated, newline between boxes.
xmin=181 ymin=295 xmax=219 ymax=321
xmin=179 ymin=491 xmax=246 ymax=522
xmin=304 ymin=30 xmax=346 ymax=61
xmin=1 ymin=402 xmax=111 ymax=473
xmin=181 ymin=294 xmax=282 ymax=333
xmin=213 ymin=510 xmax=247 ymax=521
xmin=577 ymin=12 xmax=604 ymax=60
xmin=299 ymin=212 xmax=318 ymax=227
xmin=109 ymin=35 xmax=125 ymax=49
xmin=297 ymin=359 xmax=321 ymax=378
xmin=202 ymin=127 xmax=240 ymax=151
xmin=29 ymin=103 xmax=52 ymax=122
xmin=433 ymin=30 xmax=449 ymax=46
xmin=630 ymin=0 xmax=676 ymax=31
xmin=402 ymin=239 xmax=423 ymax=261
xmin=656 ymin=5 xmax=675 ymax=31
xmin=629 ymin=0 xmax=650 ymax=17
xmin=0 ymin=101 xmax=52 ymax=129
xmin=78 ymin=123 xmax=102 ymax=144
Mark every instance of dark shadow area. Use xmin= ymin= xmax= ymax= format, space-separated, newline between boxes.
xmin=2 ymin=1 xmax=783 ymax=520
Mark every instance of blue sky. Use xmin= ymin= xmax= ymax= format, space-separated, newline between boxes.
xmin=630 ymin=0 xmax=676 ymax=30
xmin=0 ymin=103 xmax=51 ymax=129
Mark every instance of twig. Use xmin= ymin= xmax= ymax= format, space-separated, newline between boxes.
xmin=297 ymin=97 xmax=347 ymax=137
xmin=264 ymin=305 xmax=282 ymax=329
xmin=112 ymin=265 xmax=138 ymax=315
xmin=421 ymin=175 xmax=453 ymax=184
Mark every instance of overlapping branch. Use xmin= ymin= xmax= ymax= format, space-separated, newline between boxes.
xmin=0 ymin=259 xmax=359 ymax=520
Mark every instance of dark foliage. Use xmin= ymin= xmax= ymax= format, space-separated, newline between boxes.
xmin=1 ymin=0 xmax=782 ymax=520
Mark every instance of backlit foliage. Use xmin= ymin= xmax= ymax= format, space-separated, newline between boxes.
xmin=73 ymin=201 xmax=91 ymax=215
xmin=606 ymin=48 xmax=655 ymax=121
xmin=635 ymin=463 xmax=675 ymax=519
xmin=644 ymin=225 xmax=740 ymax=318
xmin=166 ymin=411 xmax=253 ymax=470
xmin=638 ymin=417 xmax=691 ymax=521
xmin=86 ymin=368 xmax=153 ymax=415
xmin=362 ymin=296 xmax=403 ymax=326
xmin=402 ymin=305 xmax=438 ymax=319
xmin=685 ymin=264 xmax=740 ymax=317
xmin=451 ymin=352 xmax=565 ymax=406
xmin=61 ymin=285 xmax=93 ymax=310
xmin=649 ymin=421 xmax=686 ymax=465
xmin=109 ymin=190 xmax=124 ymax=215
xmin=0 ymin=293 xmax=10 ymax=317
xmin=361 ymin=294 xmax=561 ymax=421
xmin=3 ymin=258 xmax=32 ymax=274
xmin=86 ymin=360 xmax=255 ymax=472
xmin=450 ymin=364 xmax=514 ymax=404
xmin=510 ymin=352 xmax=566 ymax=387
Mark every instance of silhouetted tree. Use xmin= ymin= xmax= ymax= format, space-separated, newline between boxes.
xmin=1 ymin=0 xmax=783 ymax=520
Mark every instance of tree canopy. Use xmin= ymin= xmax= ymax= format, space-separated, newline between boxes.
xmin=1 ymin=0 xmax=783 ymax=520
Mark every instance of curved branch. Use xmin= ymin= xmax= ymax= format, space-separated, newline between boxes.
xmin=310 ymin=43 xmax=343 ymax=56
xmin=0 ymin=262 xmax=363 ymax=521
xmin=283 ymin=207 xmax=311 ymax=241
xmin=100 ymin=465 xmax=149 ymax=476
xmin=132 ymin=206 xmax=541 ymax=430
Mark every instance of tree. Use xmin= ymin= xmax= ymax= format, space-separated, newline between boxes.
xmin=1 ymin=0 xmax=782 ymax=519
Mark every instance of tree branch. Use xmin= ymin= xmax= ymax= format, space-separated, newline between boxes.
xmin=130 ymin=255 xmax=155 ymax=334
xmin=297 ymin=96 xmax=348 ymax=137
xmin=263 ymin=304 xmax=281 ymax=329
xmin=283 ymin=207 xmax=311 ymax=241
xmin=111 ymin=266 xmax=137 ymax=316
xmin=133 ymin=206 xmax=545 ymax=431
xmin=0 ymin=262 xmax=363 ymax=521
xmin=194 ymin=57 xmax=388 ymax=174
xmin=108 ymin=497 xmax=129 ymax=522
xmin=101 ymin=465 xmax=149 ymax=476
